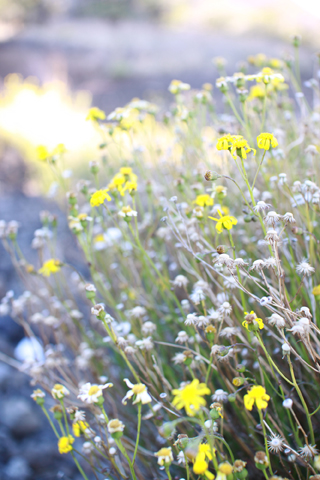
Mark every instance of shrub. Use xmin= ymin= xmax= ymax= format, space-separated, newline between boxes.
xmin=1 ymin=41 xmax=320 ymax=480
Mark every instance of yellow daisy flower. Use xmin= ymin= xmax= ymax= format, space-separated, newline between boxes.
xmin=257 ymin=133 xmax=278 ymax=150
xmin=209 ymin=209 xmax=237 ymax=233
xmin=172 ymin=379 xmax=210 ymax=416
xmin=90 ymin=189 xmax=111 ymax=207
xmin=39 ymin=259 xmax=62 ymax=277
xmin=244 ymin=385 xmax=270 ymax=411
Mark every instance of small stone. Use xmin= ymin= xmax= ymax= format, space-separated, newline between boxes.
xmin=4 ymin=456 xmax=32 ymax=479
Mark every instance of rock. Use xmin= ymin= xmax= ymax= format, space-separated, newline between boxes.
xmin=2 ymin=397 xmax=42 ymax=438
xmin=4 ymin=456 xmax=32 ymax=479
xmin=0 ymin=363 xmax=12 ymax=389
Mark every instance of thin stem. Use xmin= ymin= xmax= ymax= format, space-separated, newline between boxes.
xmin=258 ymin=409 xmax=273 ymax=476
xmin=132 ymin=402 xmax=142 ymax=465
xmin=71 ymin=453 xmax=90 ymax=480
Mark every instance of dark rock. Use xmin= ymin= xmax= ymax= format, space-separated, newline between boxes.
xmin=2 ymin=397 xmax=42 ymax=438
xmin=4 ymin=456 xmax=32 ymax=479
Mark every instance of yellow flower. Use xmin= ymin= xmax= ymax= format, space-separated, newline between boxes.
xmin=194 ymin=194 xmax=214 ymax=207
xmin=36 ymin=145 xmax=50 ymax=161
xmin=209 ymin=209 xmax=237 ymax=233
xmin=257 ymin=133 xmax=278 ymax=150
xmin=244 ymin=385 xmax=270 ymax=411
xmin=312 ymin=285 xmax=320 ymax=296
xmin=242 ymin=311 xmax=264 ymax=331
xmin=120 ymin=167 xmax=133 ymax=176
xmin=154 ymin=447 xmax=174 ymax=466
xmin=172 ymin=379 xmax=210 ymax=416
xmin=216 ymin=134 xmax=233 ymax=151
xmin=168 ymin=79 xmax=191 ymax=94
xmin=119 ymin=180 xmax=138 ymax=196
xmin=90 ymin=189 xmax=111 ymax=207
xmin=52 ymin=143 xmax=66 ymax=156
xmin=248 ymin=85 xmax=266 ymax=100
xmin=72 ymin=421 xmax=89 ymax=437
xmin=39 ymin=259 xmax=62 ymax=277
xmin=193 ymin=455 xmax=215 ymax=479
xmin=230 ymin=137 xmax=256 ymax=159
xmin=216 ymin=462 xmax=233 ymax=480
xmin=86 ymin=107 xmax=106 ymax=122
xmin=198 ymin=443 xmax=214 ymax=461
xmin=58 ymin=435 xmax=74 ymax=454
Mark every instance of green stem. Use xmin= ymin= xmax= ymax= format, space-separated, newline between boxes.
xmin=252 ymin=150 xmax=266 ymax=190
xmin=71 ymin=453 xmax=90 ymax=480
xmin=132 ymin=402 xmax=142 ymax=465
xmin=258 ymin=409 xmax=273 ymax=476
xmin=115 ymin=439 xmax=138 ymax=480
xmin=288 ymin=357 xmax=315 ymax=445
xmin=41 ymin=406 xmax=60 ymax=438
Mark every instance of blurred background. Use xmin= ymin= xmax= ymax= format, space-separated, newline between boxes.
xmin=0 ymin=1 xmax=320 ymax=479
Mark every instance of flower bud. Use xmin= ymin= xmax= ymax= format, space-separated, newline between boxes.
xmin=232 ymin=377 xmax=245 ymax=387
xmin=282 ymin=398 xmax=293 ymax=409
xmin=85 ymin=284 xmax=97 ymax=300
xmin=282 ymin=343 xmax=290 ymax=356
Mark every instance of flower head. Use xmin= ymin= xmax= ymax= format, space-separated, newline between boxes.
xmin=122 ymin=379 xmax=152 ymax=405
xmin=230 ymin=137 xmax=256 ymax=159
xmin=242 ymin=311 xmax=264 ymax=331
xmin=209 ymin=209 xmax=237 ymax=233
xmin=58 ymin=435 xmax=74 ymax=454
xmin=108 ymin=419 xmax=125 ymax=434
xmin=193 ymin=194 xmax=214 ymax=207
xmin=118 ymin=205 xmax=138 ymax=218
xmin=312 ymin=285 xmax=320 ymax=296
xmin=72 ymin=421 xmax=89 ymax=437
xmin=257 ymin=133 xmax=278 ymax=150
xmin=172 ymin=379 xmax=210 ymax=416
xmin=39 ymin=259 xmax=62 ymax=277
xmin=90 ymin=189 xmax=111 ymax=207
xmin=244 ymin=385 xmax=270 ymax=411
xmin=51 ymin=384 xmax=70 ymax=400
xmin=86 ymin=107 xmax=106 ymax=122
xmin=155 ymin=447 xmax=174 ymax=466
xmin=78 ymin=382 xmax=113 ymax=404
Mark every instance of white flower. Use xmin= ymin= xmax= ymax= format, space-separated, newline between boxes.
xmin=122 ymin=379 xmax=152 ymax=405
xmin=172 ymin=275 xmax=189 ymax=288
xmin=108 ymin=419 xmax=125 ymax=434
xmin=218 ymin=302 xmax=232 ymax=315
xmin=265 ymin=229 xmax=279 ymax=244
xmin=118 ymin=206 xmax=138 ymax=218
xmin=195 ymin=315 xmax=209 ymax=328
xmin=234 ymin=258 xmax=248 ymax=267
xmin=268 ymin=313 xmax=286 ymax=328
xmin=181 ymin=299 xmax=190 ymax=312
xmin=129 ymin=306 xmax=147 ymax=318
xmin=207 ymin=308 xmax=222 ymax=321
xmin=212 ymin=389 xmax=228 ymax=402
xmin=282 ymin=212 xmax=295 ymax=224
xmin=135 ymin=337 xmax=154 ymax=350
xmin=82 ymin=442 xmax=94 ymax=454
xmin=283 ymin=398 xmax=293 ymax=409
xmin=287 ymin=323 xmax=305 ymax=335
xmin=296 ymin=261 xmax=315 ymax=276
xmin=78 ymin=382 xmax=113 ymax=404
xmin=51 ymin=384 xmax=70 ymax=399
xmin=253 ymin=201 xmax=271 ymax=213
xmin=175 ymin=331 xmax=189 ymax=344
xmin=190 ymin=289 xmax=206 ymax=304
xmin=299 ymin=306 xmax=312 ymax=318
xmin=267 ymin=435 xmax=285 ymax=453
xmin=185 ymin=313 xmax=198 ymax=325
xmin=264 ymin=257 xmax=277 ymax=270
xmin=172 ymin=353 xmax=186 ymax=365
xmin=264 ymin=211 xmax=281 ymax=227
xmin=219 ymin=327 xmax=239 ymax=338
xmin=154 ymin=447 xmax=174 ymax=466
xmin=216 ymin=254 xmax=234 ymax=267
xmin=299 ymin=444 xmax=319 ymax=459
xmin=177 ymin=451 xmax=186 ymax=465
xmin=250 ymin=259 xmax=266 ymax=271
xmin=74 ymin=410 xmax=86 ymax=422
xmin=141 ymin=321 xmax=156 ymax=335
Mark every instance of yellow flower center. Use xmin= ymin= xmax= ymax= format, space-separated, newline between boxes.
xmin=88 ymin=385 xmax=100 ymax=396
xmin=132 ymin=384 xmax=146 ymax=395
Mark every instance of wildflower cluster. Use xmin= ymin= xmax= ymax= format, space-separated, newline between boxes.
xmin=1 ymin=38 xmax=320 ymax=480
